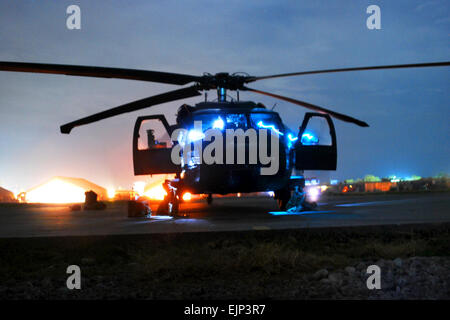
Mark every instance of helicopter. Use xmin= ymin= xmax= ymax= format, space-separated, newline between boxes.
xmin=0 ymin=61 xmax=449 ymax=214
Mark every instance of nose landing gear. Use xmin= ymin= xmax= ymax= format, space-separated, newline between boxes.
xmin=157 ymin=179 xmax=182 ymax=217
xmin=206 ymin=193 xmax=213 ymax=205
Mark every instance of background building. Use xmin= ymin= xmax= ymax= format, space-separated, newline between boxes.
xmin=26 ymin=176 xmax=107 ymax=203
xmin=0 ymin=187 xmax=15 ymax=203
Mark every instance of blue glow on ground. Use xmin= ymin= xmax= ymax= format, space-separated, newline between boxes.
xmin=268 ymin=210 xmax=335 ymax=216
xmin=150 ymin=215 xmax=174 ymax=220
xmin=335 ymin=200 xmax=412 ymax=207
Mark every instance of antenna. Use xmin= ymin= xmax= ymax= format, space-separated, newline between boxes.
xmin=217 ymin=87 xmax=226 ymax=102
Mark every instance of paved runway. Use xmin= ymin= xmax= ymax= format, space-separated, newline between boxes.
xmin=0 ymin=193 xmax=449 ymax=238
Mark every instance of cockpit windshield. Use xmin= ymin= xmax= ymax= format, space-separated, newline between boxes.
xmin=191 ymin=112 xmax=282 ymax=133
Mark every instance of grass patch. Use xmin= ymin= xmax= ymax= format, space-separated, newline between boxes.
xmin=0 ymin=223 xmax=449 ymax=298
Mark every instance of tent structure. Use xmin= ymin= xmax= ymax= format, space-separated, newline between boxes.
xmin=0 ymin=187 xmax=15 ymax=203
xmin=26 ymin=176 xmax=107 ymax=203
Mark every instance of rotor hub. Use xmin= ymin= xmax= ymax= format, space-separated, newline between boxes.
xmin=198 ymin=72 xmax=247 ymax=91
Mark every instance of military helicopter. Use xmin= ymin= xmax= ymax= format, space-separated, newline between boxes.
xmin=0 ymin=61 xmax=448 ymax=214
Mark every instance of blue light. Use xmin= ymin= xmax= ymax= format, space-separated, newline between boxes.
xmin=257 ymin=121 xmax=283 ymax=135
xmin=287 ymin=134 xmax=298 ymax=142
xmin=301 ymin=131 xmax=319 ymax=145
xmin=188 ymin=129 xmax=205 ymax=142
xmin=212 ymin=117 xmax=225 ymax=130
xmin=268 ymin=210 xmax=335 ymax=216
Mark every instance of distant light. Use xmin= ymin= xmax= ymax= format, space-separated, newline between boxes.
xmin=330 ymin=179 xmax=338 ymax=185
xmin=301 ymin=131 xmax=319 ymax=145
xmin=144 ymin=184 xmax=167 ymax=200
xmin=305 ymin=179 xmax=319 ymax=186
xmin=405 ymin=175 xmax=421 ymax=181
xmin=182 ymin=192 xmax=192 ymax=201
xmin=26 ymin=178 xmax=85 ymax=203
xmin=107 ymin=187 xmax=116 ymax=199
xmin=133 ymin=181 xmax=146 ymax=196
xmin=267 ymin=191 xmax=274 ymax=197
xmin=188 ymin=129 xmax=205 ymax=142
xmin=307 ymin=186 xmax=320 ymax=202
xmin=212 ymin=117 xmax=225 ymax=130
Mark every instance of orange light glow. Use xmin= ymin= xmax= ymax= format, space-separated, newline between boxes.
xmin=182 ymin=192 xmax=192 ymax=201
xmin=26 ymin=178 xmax=86 ymax=203
xmin=107 ymin=187 xmax=116 ymax=199
xmin=144 ymin=184 xmax=167 ymax=200
xmin=133 ymin=181 xmax=146 ymax=196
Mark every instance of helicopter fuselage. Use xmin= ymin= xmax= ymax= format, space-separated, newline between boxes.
xmin=133 ymin=100 xmax=337 ymax=197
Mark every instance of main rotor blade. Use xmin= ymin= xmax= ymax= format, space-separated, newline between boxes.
xmin=0 ymin=61 xmax=200 ymax=85
xmin=60 ymin=86 xmax=201 ymax=134
xmin=246 ymin=61 xmax=450 ymax=82
xmin=243 ymin=86 xmax=369 ymax=127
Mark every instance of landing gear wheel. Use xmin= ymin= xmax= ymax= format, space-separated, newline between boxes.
xmin=207 ymin=194 xmax=213 ymax=205
xmin=156 ymin=199 xmax=170 ymax=215
xmin=275 ymin=188 xmax=291 ymax=211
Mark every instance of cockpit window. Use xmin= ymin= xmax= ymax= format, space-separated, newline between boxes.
xmin=192 ymin=113 xmax=248 ymax=131
xmin=225 ymin=113 xmax=248 ymax=130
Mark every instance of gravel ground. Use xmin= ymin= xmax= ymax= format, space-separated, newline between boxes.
xmin=1 ymin=256 xmax=448 ymax=299
xmin=293 ymin=256 xmax=450 ymax=299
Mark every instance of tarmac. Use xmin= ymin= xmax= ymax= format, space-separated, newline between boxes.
xmin=0 ymin=192 xmax=449 ymax=238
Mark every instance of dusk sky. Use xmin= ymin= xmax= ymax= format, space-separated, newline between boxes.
xmin=0 ymin=0 xmax=449 ymax=192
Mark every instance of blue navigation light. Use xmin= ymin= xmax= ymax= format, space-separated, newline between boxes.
xmin=301 ymin=131 xmax=319 ymax=145
xmin=212 ymin=117 xmax=225 ymax=130
xmin=257 ymin=121 xmax=283 ymax=135
xmin=286 ymin=133 xmax=298 ymax=148
xmin=188 ymin=129 xmax=205 ymax=142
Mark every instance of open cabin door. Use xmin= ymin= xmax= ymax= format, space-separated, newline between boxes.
xmin=133 ymin=115 xmax=180 ymax=175
xmin=295 ymin=113 xmax=337 ymax=170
